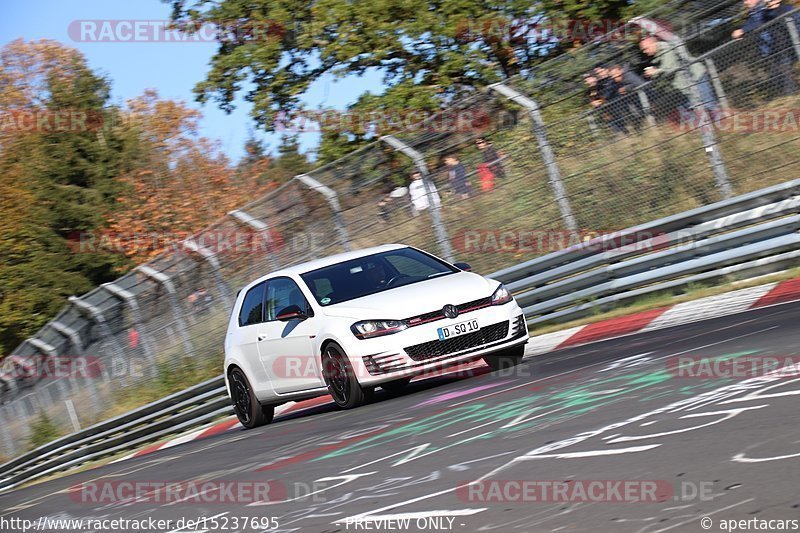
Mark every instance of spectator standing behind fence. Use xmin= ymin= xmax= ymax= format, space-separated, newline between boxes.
xmin=732 ymin=0 xmax=799 ymax=96
xmin=444 ymin=155 xmax=471 ymax=199
xmin=476 ymin=138 xmax=506 ymax=179
xmin=640 ymin=35 xmax=719 ymax=114
xmin=596 ymin=65 xmax=630 ymax=134
xmin=610 ymin=63 xmax=647 ymax=131
xmin=408 ymin=170 xmax=441 ymax=215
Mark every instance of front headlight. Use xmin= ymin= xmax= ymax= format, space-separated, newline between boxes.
xmin=491 ymin=284 xmax=513 ymax=305
xmin=351 ymin=320 xmax=408 ymax=339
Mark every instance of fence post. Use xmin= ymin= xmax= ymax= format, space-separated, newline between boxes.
xmin=67 ymin=296 xmax=128 ymax=387
xmin=229 ymin=209 xmax=280 ymax=271
xmin=677 ymin=48 xmax=734 ymax=199
xmin=379 ymin=135 xmax=455 ymax=262
xmin=631 ymin=17 xmax=734 ymax=199
xmin=0 ymin=407 xmax=17 ymax=457
xmin=487 ymin=83 xmax=580 ymax=237
xmin=23 ymin=338 xmax=69 ymax=397
xmin=182 ymin=239 xmax=233 ymax=309
xmin=100 ymin=283 xmax=157 ymax=377
xmin=704 ymin=58 xmax=730 ymax=113
xmin=786 ymin=14 xmax=800 ymax=60
xmin=137 ymin=265 xmax=194 ymax=357
xmin=295 ymin=174 xmax=352 ymax=252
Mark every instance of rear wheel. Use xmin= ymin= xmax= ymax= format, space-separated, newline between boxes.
xmin=322 ymin=343 xmax=368 ymax=408
xmin=229 ymin=368 xmax=274 ymax=429
xmin=483 ymin=344 xmax=525 ymax=372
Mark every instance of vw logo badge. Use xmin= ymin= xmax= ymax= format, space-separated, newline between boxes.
xmin=443 ymin=304 xmax=459 ymax=319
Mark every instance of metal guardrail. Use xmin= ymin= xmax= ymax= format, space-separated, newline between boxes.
xmin=491 ymin=178 xmax=800 ymax=326
xmin=0 ymin=178 xmax=798 ymax=493
xmin=0 ymin=376 xmax=229 ymax=492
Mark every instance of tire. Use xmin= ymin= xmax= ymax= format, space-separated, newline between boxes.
xmin=381 ymin=377 xmax=411 ymax=394
xmin=483 ymin=344 xmax=525 ymax=372
xmin=322 ymin=342 xmax=368 ymax=409
xmin=229 ymin=367 xmax=274 ymax=429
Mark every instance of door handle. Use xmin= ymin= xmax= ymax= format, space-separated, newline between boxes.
xmin=258 ymin=335 xmax=267 ymax=342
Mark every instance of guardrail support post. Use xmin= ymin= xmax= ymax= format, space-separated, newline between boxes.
xmin=379 ymin=135 xmax=455 ymax=262
xmin=488 ymin=83 xmax=580 ymax=237
xmin=137 ymin=265 xmax=194 ymax=357
xmin=229 ymin=209 xmax=280 ymax=270
xmin=295 ymin=174 xmax=352 ymax=253
xmin=100 ymin=283 xmax=157 ymax=377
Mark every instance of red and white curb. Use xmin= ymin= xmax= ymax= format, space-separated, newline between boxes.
xmin=113 ymin=276 xmax=800 ymax=464
xmin=526 ymin=276 xmax=800 ymax=355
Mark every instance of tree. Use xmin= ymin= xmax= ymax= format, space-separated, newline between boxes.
xmin=167 ymin=0 xmax=650 ymax=130
xmin=106 ymin=90 xmax=277 ymax=263
xmin=0 ymin=40 xmax=134 ymax=354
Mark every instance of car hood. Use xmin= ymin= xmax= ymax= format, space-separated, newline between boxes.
xmin=320 ymin=272 xmax=499 ymax=319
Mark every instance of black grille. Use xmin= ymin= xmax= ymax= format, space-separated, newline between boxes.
xmin=511 ymin=315 xmax=527 ymax=338
xmin=404 ymin=297 xmax=492 ymax=326
xmin=404 ymin=321 xmax=509 ymax=361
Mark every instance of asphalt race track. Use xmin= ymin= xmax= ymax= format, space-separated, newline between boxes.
xmin=2 ymin=301 xmax=800 ymax=533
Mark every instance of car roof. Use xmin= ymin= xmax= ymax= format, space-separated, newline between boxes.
xmin=262 ymin=243 xmax=411 ymax=280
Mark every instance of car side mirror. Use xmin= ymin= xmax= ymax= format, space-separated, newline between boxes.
xmin=276 ymin=305 xmax=309 ymax=321
xmin=454 ymin=262 xmax=472 ymax=272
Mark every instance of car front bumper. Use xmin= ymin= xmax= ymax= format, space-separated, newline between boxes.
xmin=344 ymin=302 xmax=529 ymax=386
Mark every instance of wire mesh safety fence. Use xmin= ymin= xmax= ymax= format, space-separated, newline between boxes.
xmin=1 ymin=0 xmax=799 ymax=458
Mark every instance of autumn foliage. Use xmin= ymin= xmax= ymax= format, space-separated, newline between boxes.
xmin=0 ymin=39 xmax=294 ymax=355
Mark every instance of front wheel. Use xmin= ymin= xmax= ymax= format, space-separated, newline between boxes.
xmin=229 ymin=368 xmax=275 ymax=429
xmin=483 ymin=344 xmax=525 ymax=372
xmin=322 ymin=343 xmax=369 ymax=409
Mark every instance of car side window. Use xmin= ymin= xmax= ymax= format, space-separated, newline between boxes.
xmin=238 ymin=282 xmax=266 ymax=327
xmin=265 ymin=277 xmax=313 ymax=321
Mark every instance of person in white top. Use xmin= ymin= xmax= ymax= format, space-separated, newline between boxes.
xmin=408 ymin=170 xmax=441 ymax=216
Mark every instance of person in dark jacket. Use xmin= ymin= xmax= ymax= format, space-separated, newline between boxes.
xmin=610 ymin=63 xmax=648 ymax=131
xmin=733 ymin=0 xmax=798 ymax=96
xmin=444 ymin=154 xmax=471 ymax=198
xmin=595 ymin=66 xmax=630 ymax=134
xmin=475 ymin=137 xmax=506 ymax=180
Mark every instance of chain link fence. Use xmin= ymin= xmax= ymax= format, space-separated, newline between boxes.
xmin=1 ymin=0 xmax=799 ymax=458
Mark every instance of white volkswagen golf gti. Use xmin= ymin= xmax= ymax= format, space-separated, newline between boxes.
xmin=224 ymin=244 xmax=529 ymax=428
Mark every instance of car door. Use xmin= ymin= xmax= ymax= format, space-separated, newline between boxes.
xmin=257 ymin=276 xmax=323 ymax=394
xmin=235 ymin=281 xmax=270 ymax=386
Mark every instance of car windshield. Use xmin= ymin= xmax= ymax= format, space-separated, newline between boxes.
xmin=300 ymin=247 xmax=458 ymax=306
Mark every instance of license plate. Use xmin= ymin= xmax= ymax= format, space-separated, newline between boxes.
xmin=437 ymin=319 xmax=479 ymax=341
